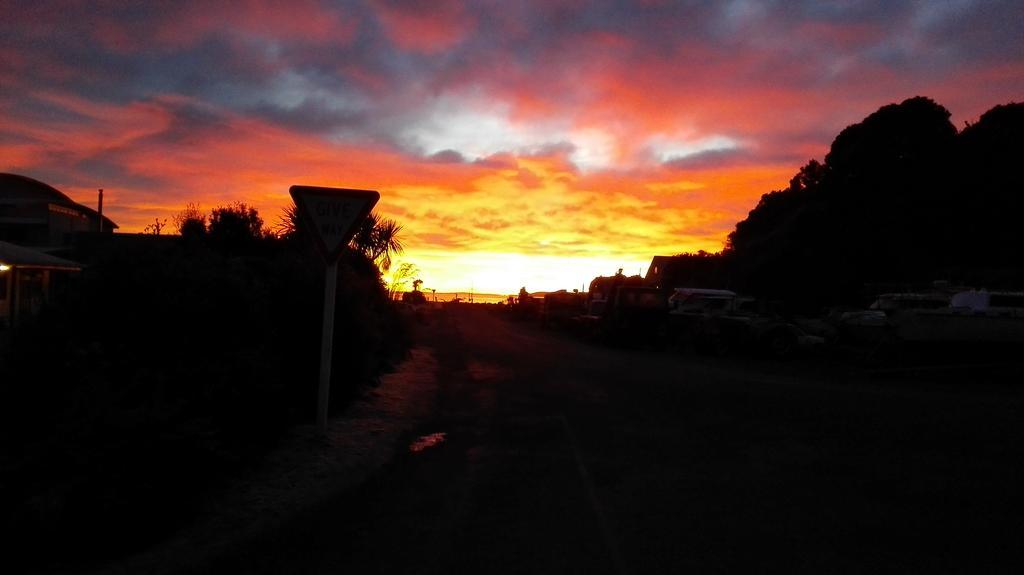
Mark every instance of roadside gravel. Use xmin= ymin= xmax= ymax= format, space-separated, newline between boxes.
xmin=83 ymin=347 xmax=439 ymax=575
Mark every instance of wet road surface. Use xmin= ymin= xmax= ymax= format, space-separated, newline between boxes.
xmin=207 ymin=305 xmax=1024 ymax=574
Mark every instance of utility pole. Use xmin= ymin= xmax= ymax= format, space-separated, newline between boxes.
xmin=97 ymin=189 xmax=104 ymax=232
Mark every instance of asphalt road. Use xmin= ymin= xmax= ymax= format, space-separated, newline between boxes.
xmin=208 ymin=304 xmax=1024 ymax=574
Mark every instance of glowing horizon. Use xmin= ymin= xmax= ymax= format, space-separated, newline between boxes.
xmin=3 ymin=2 xmax=1022 ymax=294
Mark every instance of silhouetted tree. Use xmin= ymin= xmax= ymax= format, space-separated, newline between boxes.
xmin=721 ymin=96 xmax=1024 ymax=311
xmin=351 ymin=212 xmax=404 ymax=272
xmin=387 ymin=262 xmax=419 ymax=299
xmin=174 ymin=202 xmax=207 ymax=238
xmin=208 ymin=202 xmax=266 ymax=251
xmin=954 ymin=102 xmax=1024 ymax=275
xmin=143 ymin=218 xmax=167 ymax=235
xmin=274 ymin=204 xmax=302 ymax=241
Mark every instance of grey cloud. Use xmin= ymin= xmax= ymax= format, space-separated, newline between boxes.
xmin=663 ymin=142 xmax=811 ymax=170
xmin=427 ymin=149 xmax=467 ymax=163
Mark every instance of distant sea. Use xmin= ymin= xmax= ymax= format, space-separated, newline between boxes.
xmin=394 ymin=291 xmax=560 ymax=304
xmin=426 ymin=292 xmax=513 ymax=304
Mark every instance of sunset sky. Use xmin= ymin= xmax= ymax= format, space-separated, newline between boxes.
xmin=3 ymin=1 xmax=1023 ymax=294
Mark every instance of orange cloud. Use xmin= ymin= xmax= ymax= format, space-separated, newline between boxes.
xmin=4 ymin=1 xmax=1023 ymax=294
xmin=4 ymin=88 xmax=792 ymax=293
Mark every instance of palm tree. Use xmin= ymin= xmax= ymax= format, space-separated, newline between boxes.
xmin=274 ymin=204 xmax=302 ymax=240
xmin=351 ymin=212 xmax=404 ymax=272
xmin=277 ymin=206 xmax=404 ymax=272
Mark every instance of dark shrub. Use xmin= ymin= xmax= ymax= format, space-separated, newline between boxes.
xmin=0 ymin=232 xmax=410 ymax=565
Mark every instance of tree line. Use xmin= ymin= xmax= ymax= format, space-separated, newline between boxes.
xmin=680 ymin=97 xmax=1024 ymax=311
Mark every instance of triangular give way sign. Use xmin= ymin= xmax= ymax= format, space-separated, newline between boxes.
xmin=289 ymin=185 xmax=379 ymax=261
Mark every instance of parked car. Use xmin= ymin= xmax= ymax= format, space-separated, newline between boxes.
xmin=668 ymin=287 xmax=823 ymax=358
xmin=541 ymin=290 xmax=587 ymax=328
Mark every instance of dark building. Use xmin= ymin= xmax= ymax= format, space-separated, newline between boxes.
xmin=644 ymin=254 xmax=727 ymax=291
xmin=644 ymin=255 xmax=677 ymax=289
xmin=0 ymin=172 xmax=117 ymax=250
xmin=0 ymin=173 xmax=116 ymax=329
xmin=0 ymin=241 xmax=83 ymax=329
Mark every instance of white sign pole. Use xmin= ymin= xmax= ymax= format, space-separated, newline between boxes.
xmin=316 ymin=260 xmax=339 ymax=435
xmin=289 ymin=185 xmax=379 ymax=436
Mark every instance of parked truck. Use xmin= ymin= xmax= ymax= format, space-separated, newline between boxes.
xmin=576 ymin=271 xmax=667 ymax=343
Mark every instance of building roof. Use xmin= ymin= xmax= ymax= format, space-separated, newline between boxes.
xmin=645 ymin=253 xmax=727 ymax=290
xmin=645 ymin=255 xmax=677 ymax=284
xmin=0 ymin=172 xmax=118 ymax=230
xmin=0 ymin=240 xmax=83 ymax=270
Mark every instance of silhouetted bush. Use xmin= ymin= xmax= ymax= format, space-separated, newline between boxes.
xmin=0 ymin=232 xmax=411 ymax=564
xmin=174 ymin=201 xmax=208 ymax=239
